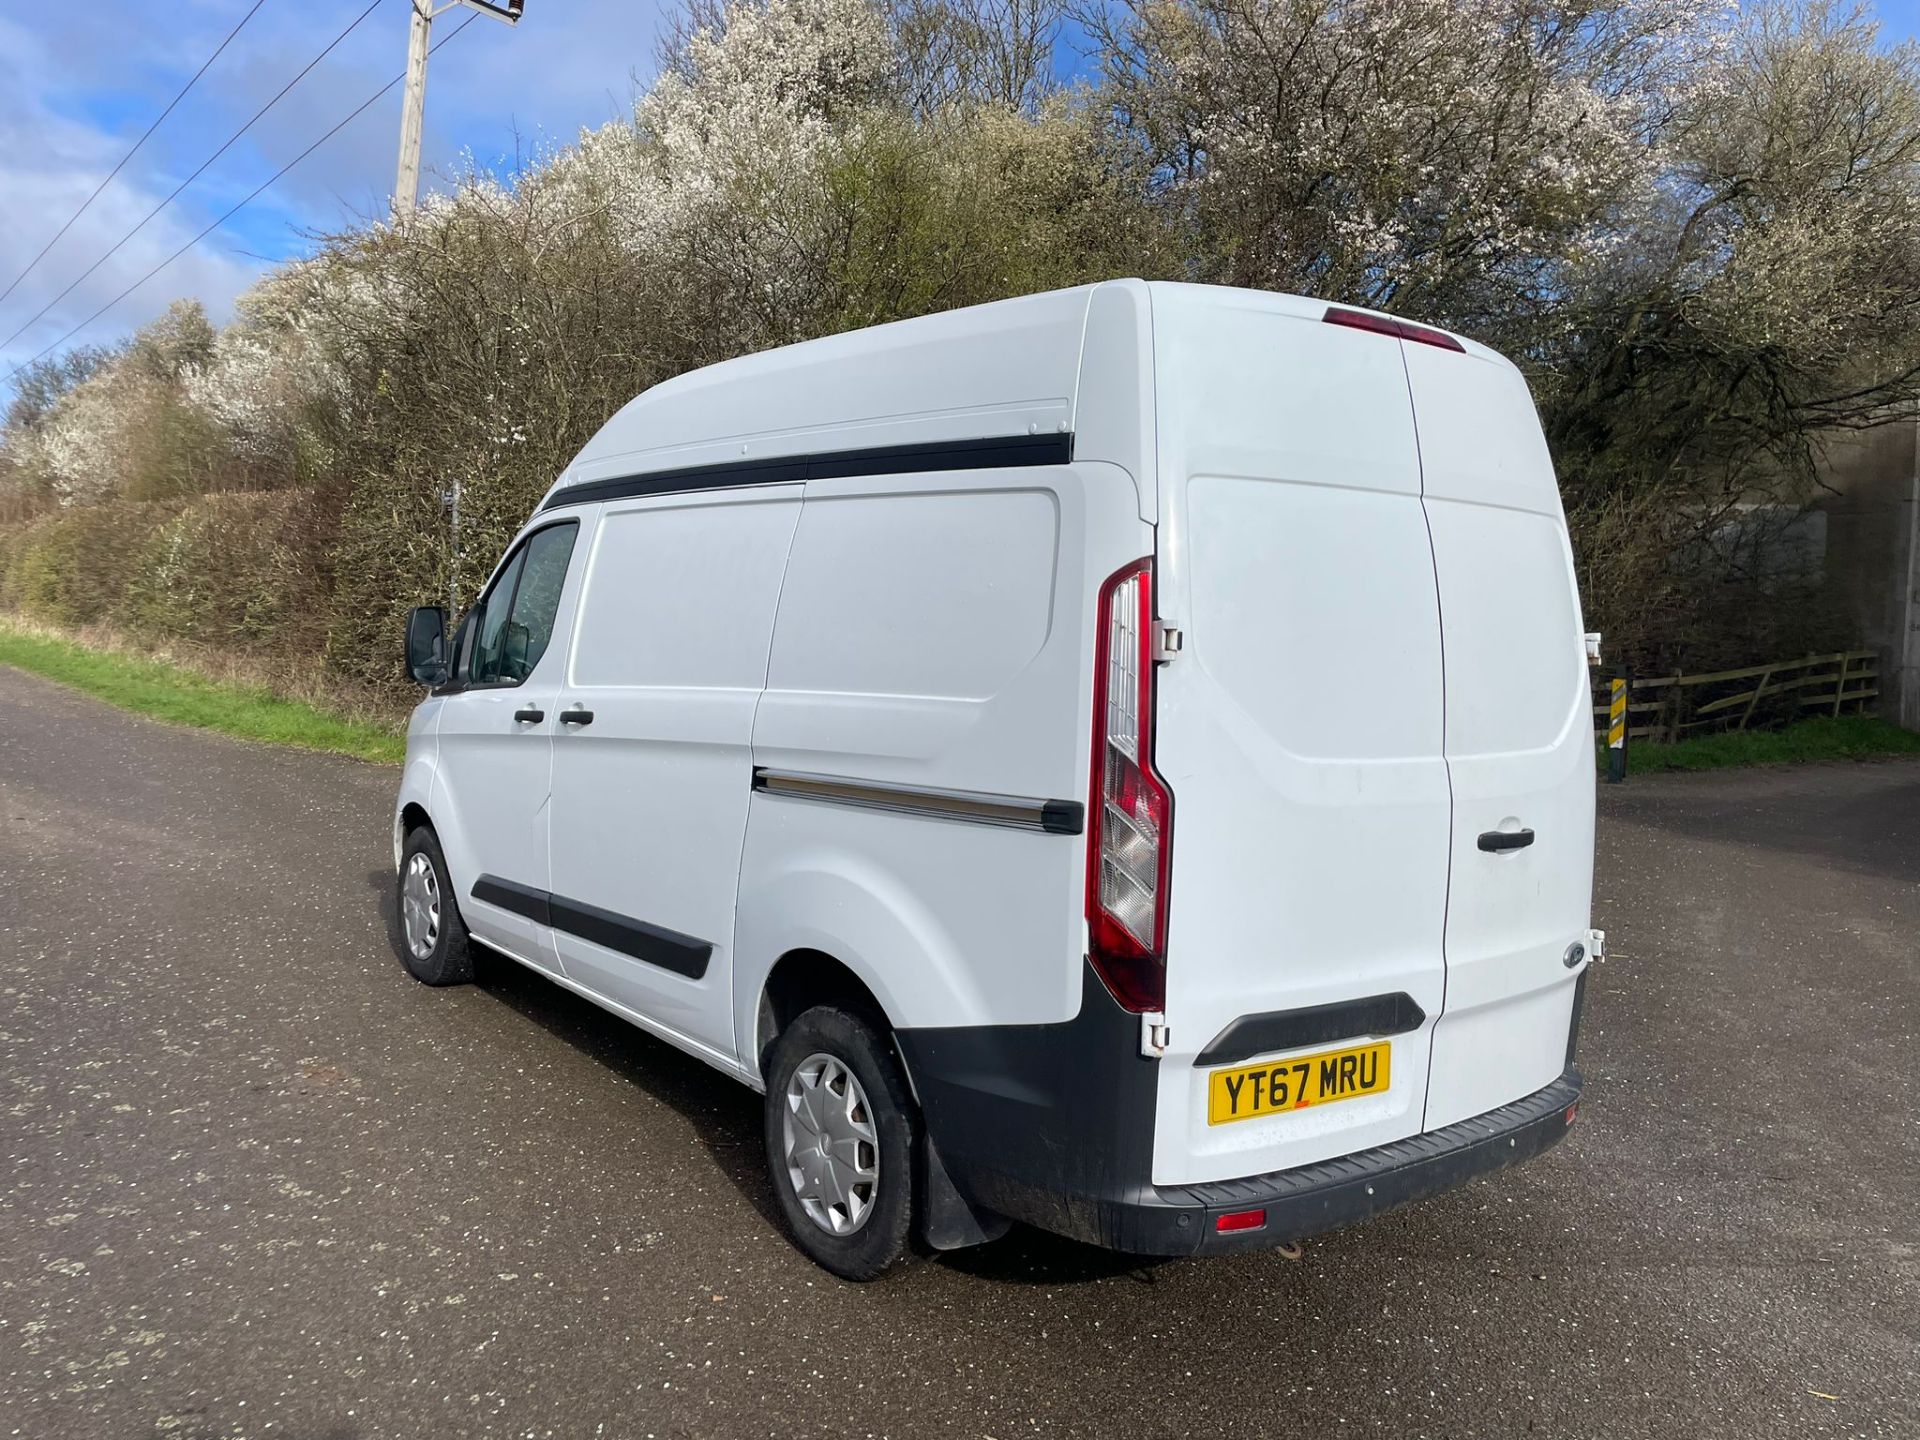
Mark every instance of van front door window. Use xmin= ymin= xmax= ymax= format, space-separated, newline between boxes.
xmin=468 ymin=523 xmax=577 ymax=686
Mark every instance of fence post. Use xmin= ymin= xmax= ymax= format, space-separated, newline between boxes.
xmin=1738 ymin=665 xmax=1774 ymax=731
xmin=1832 ymin=653 xmax=1850 ymax=718
xmin=1607 ymin=674 xmax=1629 ymax=783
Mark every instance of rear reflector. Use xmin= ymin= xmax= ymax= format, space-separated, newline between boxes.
xmin=1086 ymin=558 xmax=1173 ymax=1013
xmin=1215 ymin=1208 xmax=1266 ymax=1233
xmin=1323 ymin=305 xmax=1466 ymax=353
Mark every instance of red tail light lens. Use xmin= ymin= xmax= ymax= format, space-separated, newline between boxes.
xmin=1215 ymin=1208 xmax=1267 ymax=1233
xmin=1323 ymin=305 xmax=1466 ymax=353
xmin=1087 ymin=558 xmax=1173 ymax=1013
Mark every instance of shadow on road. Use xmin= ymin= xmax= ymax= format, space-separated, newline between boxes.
xmin=368 ymin=866 xmax=1185 ymax=1287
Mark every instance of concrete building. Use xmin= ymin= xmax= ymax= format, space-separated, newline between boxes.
xmin=1815 ymin=422 xmax=1920 ymax=729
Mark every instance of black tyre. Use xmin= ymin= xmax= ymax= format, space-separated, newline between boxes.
xmin=396 ymin=826 xmax=475 ymax=986
xmin=763 ymin=1005 xmax=917 ymax=1281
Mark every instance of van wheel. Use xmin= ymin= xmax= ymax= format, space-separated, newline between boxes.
xmin=396 ymin=827 xmax=474 ymax=986
xmin=763 ymin=1006 xmax=916 ymax=1281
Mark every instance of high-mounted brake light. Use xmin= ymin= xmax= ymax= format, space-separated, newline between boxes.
xmin=1086 ymin=558 xmax=1173 ymax=1013
xmin=1323 ymin=305 xmax=1466 ymax=353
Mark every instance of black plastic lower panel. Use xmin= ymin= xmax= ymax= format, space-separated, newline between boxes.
xmin=894 ymin=965 xmax=1162 ymax=1247
xmin=896 ymin=966 xmax=1584 ymax=1256
xmin=1163 ymin=1067 xmax=1583 ymax=1255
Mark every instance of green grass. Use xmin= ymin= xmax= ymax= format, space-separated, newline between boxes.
xmin=1605 ymin=714 xmax=1920 ymax=775
xmin=0 ymin=625 xmax=405 ymax=764
xmin=6 ymin=618 xmax=1913 ymax=777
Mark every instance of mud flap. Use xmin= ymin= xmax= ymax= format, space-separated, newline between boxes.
xmin=919 ymin=1134 xmax=1012 ymax=1251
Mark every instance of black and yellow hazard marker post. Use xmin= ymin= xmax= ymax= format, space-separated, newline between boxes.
xmin=1606 ymin=676 xmax=1628 ymax=784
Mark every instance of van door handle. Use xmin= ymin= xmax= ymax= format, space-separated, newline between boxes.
xmin=558 ymin=707 xmax=595 ymax=727
xmin=513 ymin=708 xmax=545 ymax=724
xmin=1478 ymin=828 xmax=1535 ymax=853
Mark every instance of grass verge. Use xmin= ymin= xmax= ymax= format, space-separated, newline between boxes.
xmin=6 ymin=617 xmax=1914 ymax=776
xmin=0 ymin=622 xmax=405 ymax=764
xmin=1607 ymin=714 xmax=1920 ymax=775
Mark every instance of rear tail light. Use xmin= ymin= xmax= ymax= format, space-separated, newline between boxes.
xmin=1087 ymin=558 xmax=1173 ymax=1013
xmin=1215 ymin=1208 xmax=1267 ymax=1234
xmin=1323 ymin=305 xmax=1465 ymax=353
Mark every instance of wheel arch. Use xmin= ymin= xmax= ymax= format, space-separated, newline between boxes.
xmin=754 ymin=948 xmax=892 ymax=1086
xmin=393 ymin=798 xmax=434 ymax=870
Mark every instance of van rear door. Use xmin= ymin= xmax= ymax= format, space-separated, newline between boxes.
xmin=1404 ymin=343 xmax=1595 ymax=1130
xmin=1145 ymin=290 xmax=1452 ymax=1188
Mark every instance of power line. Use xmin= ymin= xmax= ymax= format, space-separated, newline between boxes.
xmin=0 ymin=0 xmax=271 ymax=310
xmin=0 ymin=0 xmax=387 ymax=358
xmin=4 ymin=12 xmax=479 ymax=385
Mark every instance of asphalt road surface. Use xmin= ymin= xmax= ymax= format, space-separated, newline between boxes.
xmin=2 ymin=664 xmax=1915 ymax=1440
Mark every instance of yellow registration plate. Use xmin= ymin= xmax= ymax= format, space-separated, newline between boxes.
xmin=1207 ymin=1041 xmax=1391 ymax=1126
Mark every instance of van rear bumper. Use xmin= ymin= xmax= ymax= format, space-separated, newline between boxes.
xmin=897 ymin=965 xmax=1584 ymax=1256
xmin=1127 ymin=1066 xmax=1582 ymax=1255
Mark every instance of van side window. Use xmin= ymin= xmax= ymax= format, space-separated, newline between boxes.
xmin=467 ymin=521 xmax=579 ymax=686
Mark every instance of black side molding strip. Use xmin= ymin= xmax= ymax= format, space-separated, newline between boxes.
xmin=752 ymin=767 xmax=1084 ymax=836
xmin=1196 ymin=992 xmax=1428 ymax=1068
xmin=542 ymin=432 xmax=1073 ymax=511
xmin=470 ymin=876 xmax=712 ymax=980
xmin=471 ymin=874 xmax=550 ymax=925
xmin=547 ymin=894 xmax=711 ymax=979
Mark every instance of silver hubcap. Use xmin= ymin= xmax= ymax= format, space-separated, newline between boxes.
xmin=782 ymin=1052 xmax=880 ymax=1236
xmin=401 ymin=851 xmax=441 ymax=960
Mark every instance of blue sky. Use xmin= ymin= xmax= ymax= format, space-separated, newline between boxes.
xmin=0 ymin=0 xmax=667 ymax=387
xmin=3 ymin=0 xmax=1920 ymax=392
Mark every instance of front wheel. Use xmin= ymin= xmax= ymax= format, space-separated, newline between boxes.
xmin=763 ymin=1006 xmax=917 ymax=1280
xmin=396 ymin=826 xmax=474 ymax=986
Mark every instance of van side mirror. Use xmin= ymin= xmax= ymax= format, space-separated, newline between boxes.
xmin=405 ymin=606 xmax=451 ymax=685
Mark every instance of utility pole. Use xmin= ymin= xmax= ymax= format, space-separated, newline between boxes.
xmin=394 ymin=0 xmax=432 ymax=217
xmin=392 ymin=0 xmax=525 ymax=220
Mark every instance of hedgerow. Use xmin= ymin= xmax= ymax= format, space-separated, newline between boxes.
xmin=5 ymin=0 xmax=1915 ymax=698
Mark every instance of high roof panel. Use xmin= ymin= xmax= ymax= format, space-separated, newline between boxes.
xmin=557 ymin=284 xmax=1101 ymax=493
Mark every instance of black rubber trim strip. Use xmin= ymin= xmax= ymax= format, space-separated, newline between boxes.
xmin=546 ymin=894 xmax=712 ymax=979
xmin=542 ymin=432 xmax=1073 ymax=511
xmin=469 ymin=876 xmax=712 ymax=979
xmin=1038 ymin=799 xmax=1084 ymax=836
xmin=1566 ymin=968 xmax=1589 ymax=1068
xmin=1195 ymin=992 xmax=1428 ymax=1068
xmin=471 ymin=874 xmax=550 ymax=925
xmin=752 ymin=767 xmax=1084 ymax=837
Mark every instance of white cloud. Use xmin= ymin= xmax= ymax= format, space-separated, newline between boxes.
xmin=0 ymin=0 xmax=670 ymax=391
xmin=0 ymin=16 xmax=267 ymax=380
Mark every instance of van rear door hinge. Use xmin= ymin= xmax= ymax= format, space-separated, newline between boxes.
xmin=1140 ymin=1012 xmax=1170 ymax=1058
xmin=1154 ymin=626 xmax=1183 ymax=663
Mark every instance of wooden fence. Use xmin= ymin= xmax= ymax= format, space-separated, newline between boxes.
xmin=1591 ymin=650 xmax=1880 ymax=744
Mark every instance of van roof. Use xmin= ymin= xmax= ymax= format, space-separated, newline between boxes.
xmin=546 ymin=281 xmax=1506 ymax=502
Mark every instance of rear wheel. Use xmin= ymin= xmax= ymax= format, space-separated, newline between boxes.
xmin=396 ymin=826 xmax=474 ymax=986
xmin=763 ymin=1006 xmax=916 ymax=1280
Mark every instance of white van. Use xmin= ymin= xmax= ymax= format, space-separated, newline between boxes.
xmin=394 ymin=280 xmax=1598 ymax=1279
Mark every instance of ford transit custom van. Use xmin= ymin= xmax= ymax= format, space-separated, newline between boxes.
xmin=394 ymin=280 xmax=1599 ymax=1279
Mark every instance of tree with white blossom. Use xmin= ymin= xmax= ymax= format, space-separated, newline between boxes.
xmin=6 ymin=0 xmax=1920 ymax=683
